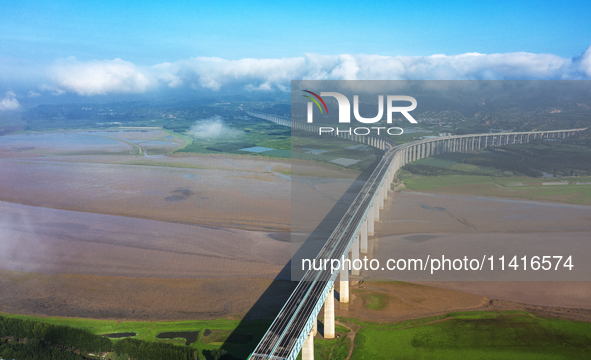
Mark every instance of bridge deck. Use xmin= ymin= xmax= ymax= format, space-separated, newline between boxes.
xmin=250 ymin=147 xmax=398 ymax=360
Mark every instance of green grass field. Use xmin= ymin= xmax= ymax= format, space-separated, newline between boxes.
xmin=348 ymin=312 xmax=591 ymax=360
xmin=401 ymin=145 xmax=591 ymax=204
xmin=355 ymin=290 xmax=389 ymax=311
xmin=401 ymin=172 xmax=591 ymax=204
xmin=411 ymin=152 xmax=473 ymax=168
xmin=294 ymin=325 xmax=352 ymax=360
xmin=4 ymin=309 xmax=591 ymax=359
xmin=0 ymin=312 xmax=269 ymax=359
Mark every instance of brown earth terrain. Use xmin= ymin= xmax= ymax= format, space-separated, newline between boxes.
xmin=366 ymin=190 xmax=591 ymax=308
xmin=0 ymin=156 xmax=291 ymax=231
xmin=415 ymin=281 xmax=591 ymax=311
xmin=0 ymin=200 xmax=292 ymax=278
xmin=0 ymin=141 xmax=590 ymax=325
xmin=2 ymin=270 xmax=590 ymax=325
xmin=336 ymin=281 xmax=591 ymax=324
xmin=0 ymin=270 xmax=296 ymax=321
xmin=378 ymin=190 xmax=591 ymax=234
xmin=0 ymin=154 xmax=360 ymax=232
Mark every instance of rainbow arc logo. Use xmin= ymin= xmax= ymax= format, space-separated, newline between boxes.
xmin=302 ymin=90 xmax=328 ymax=114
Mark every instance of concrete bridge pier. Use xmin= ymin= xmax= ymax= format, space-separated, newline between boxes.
xmin=368 ymin=236 xmax=374 ymax=256
xmin=368 ymin=207 xmax=375 ymax=236
xmin=351 ymin=235 xmax=360 ymax=276
xmin=391 ymin=168 xmax=396 ymax=185
xmin=373 ymin=201 xmax=380 ymax=222
xmin=360 ymin=220 xmax=368 ymax=254
xmin=324 ymin=286 xmax=335 ymax=339
xmin=302 ymin=329 xmax=314 ymax=360
xmin=313 ymin=317 xmax=317 ymax=336
xmin=340 ymin=264 xmax=349 ymax=303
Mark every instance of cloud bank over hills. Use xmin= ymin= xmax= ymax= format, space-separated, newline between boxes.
xmin=3 ymin=46 xmax=591 ymax=102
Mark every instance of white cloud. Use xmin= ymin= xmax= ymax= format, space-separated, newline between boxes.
xmin=174 ymin=56 xmax=306 ymax=91
xmin=0 ymin=91 xmax=20 ymax=111
xmin=578 ymin=46 xmax=591 ymax=77
xmin=150 ymin=62 xmax=183 ymax=88
xmin=50 ymin=57 xmax=152 ymax=95
xmin=187 ymin=115 xmax=243 ymax=139
xmin=46 ymin=47 xmax=591 ymax=95
xmin=39 ymin=84 xmax=66 ymax=96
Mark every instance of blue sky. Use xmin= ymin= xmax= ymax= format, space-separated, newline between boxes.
xmin=2 ymin=0 xmax=591 ymax=62
xmin=1 ymin=0 xmax=591 ymax=105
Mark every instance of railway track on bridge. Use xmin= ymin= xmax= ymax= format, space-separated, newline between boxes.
xmin=250 ymin=145 xmax=398 ymax=360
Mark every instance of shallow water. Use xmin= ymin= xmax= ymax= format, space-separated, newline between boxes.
xmin=143 ymin=140 xmax=176 ymax=146
xmin=102 ymin=332 xmax=136 ymax=338
xmin=156 ymin=331 xmax=199 ymax=345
